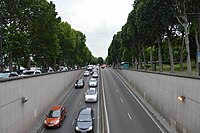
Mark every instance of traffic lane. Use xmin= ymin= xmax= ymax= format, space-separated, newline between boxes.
xmin=110 ymin=69 xmax=162 ymax=133
xmin=43 ymin=74 xmax=99 ymax=133
xmin=43 ymin=80 xmax=88 ymax=133
xmin=102 ymin=69 xmax=162 ymax=133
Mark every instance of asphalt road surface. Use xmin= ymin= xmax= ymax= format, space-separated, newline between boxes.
xmin=42 ymin=71 xmax=100 ymax=133
xmin=102 ymin=68 xmax=163 ymax=133
xmin=41 ymin=68 xmax=164 ymax=133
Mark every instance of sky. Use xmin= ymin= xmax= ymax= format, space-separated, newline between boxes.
xmin=48 ymin=0 xmax=134 ymax=59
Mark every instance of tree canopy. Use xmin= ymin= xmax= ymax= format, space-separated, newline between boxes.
xmin=107 ymin=0 xmax=200 ymax=75
xmin=0 ymin=0 xmax=96 ymax=71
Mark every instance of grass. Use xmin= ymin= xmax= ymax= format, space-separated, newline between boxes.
xmin=131 ymin=61 xmax=199 ymax=76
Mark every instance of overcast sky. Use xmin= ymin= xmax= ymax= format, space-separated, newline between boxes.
xmin=49 ymin=0 xmax=134 ymax=59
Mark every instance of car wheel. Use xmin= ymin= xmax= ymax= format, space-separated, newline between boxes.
xmin=59 ymin=121 xmax=62 ymax=127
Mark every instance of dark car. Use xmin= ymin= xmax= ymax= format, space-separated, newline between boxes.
xmin=75 ymin=108 xmax=95 ymax=133
xmin=75 ymin=79 xmax=85 ymax=88
xmin=44 ymin=105 xmax=67 ymax=128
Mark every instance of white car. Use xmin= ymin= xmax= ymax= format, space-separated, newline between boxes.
xmin=89 ymin=78 xmax=98 ymax=87
xmin=21 ymin=70 xmax=41 ymax=76
xmin=85 ymin=88 xmax=98 ymax=102
xmin=92 ymin=72 xmax=98 ymax=78
xmin=83 ymin=71 xmax=90 ymax=76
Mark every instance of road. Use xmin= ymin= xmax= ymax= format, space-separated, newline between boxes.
xmin=102 ymin=68 xmax=163 ymax=133
xmin=41 ymin=68 xmax=165 ymax=133
xmin=42 ymin=71 xmax=100 ymax=133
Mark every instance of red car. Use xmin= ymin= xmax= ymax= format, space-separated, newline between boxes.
xmin=44 ymin=105 xmax=67 ymax=128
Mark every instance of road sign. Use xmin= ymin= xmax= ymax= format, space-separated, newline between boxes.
xmin=198 ymin=52 xmax=200 ymax=63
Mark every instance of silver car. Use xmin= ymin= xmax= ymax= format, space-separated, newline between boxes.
xmin=83 ymin=71 xmax=90 ymax=76
xmin=85 ymin=88 xmax=98 ymax=102
xmin=88 ymin=78 xmax=98 ymax=87
xmin=92 ymin=72 xmax=98 ymax=78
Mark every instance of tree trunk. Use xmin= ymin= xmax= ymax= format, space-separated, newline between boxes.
xmin=150 ymin=46 xmax=153 ymax=71
xmin=135 ymin=57 xmax=138 ymax=70
xmin=168 ymin=37 xmax=174 ymax=73
xmin=180 ymin=32 xmax=185 ymax=72
xmin=142 ymin=46 xmax=147 ymax=70
xmin=27 ymin=55 xmax=31 ymax=70
xmin=132 ymin=55 xmax=134 ymax=68
xmin=139 ymin=55 xmax=142 ymax=70
xmin=9 ymin=52 xmax=13 ymax=71
xmin=195 ymin=28 xmax=199 ymax=73
xmin=158 ymin=39 xmax=163 ymax=72
xmin=183 ymin=24 xmax=192 ymax=75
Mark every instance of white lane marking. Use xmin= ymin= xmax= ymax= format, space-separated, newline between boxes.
xmin=41 ymin=128 xmax=45 ymax=133
xmin=102 ymin=71 xmax=110 ymax=133
xmin=79 ymin=101 xmax=82 ymax=105
xmin=116 ymin=73 xmax=166 ymax=133
xmin=127 ymin=113 xmax=132 ymax=120
xmin=120 ymin=98 xmax=124 ymax=103
xmin=116 ymin=89 xmax=119 ymax=93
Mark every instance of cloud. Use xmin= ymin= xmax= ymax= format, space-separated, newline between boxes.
xmin=48 ymin=0 xmax=133 ymax=59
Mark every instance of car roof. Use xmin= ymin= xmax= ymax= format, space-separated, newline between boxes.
xmin=50 ymin=105 xmax=64 ymax=110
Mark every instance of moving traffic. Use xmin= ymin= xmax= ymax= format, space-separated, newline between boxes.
xmin=41 ymin=66 xmax=164 ymax=133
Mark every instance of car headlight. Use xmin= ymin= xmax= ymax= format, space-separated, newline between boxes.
xmin=75 ymin=126 xmax=80 ymax=130
xmin=55 ymin=120 xmax=59 ymax=124
xmin=88 ymin=126 xmax=93 ymax=130
xmin=44 ymin=120 xmax=47 ymax=124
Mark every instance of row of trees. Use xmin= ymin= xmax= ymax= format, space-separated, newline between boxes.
xmin=0 ymin=0 xmax=96 ymax=71
xmin=106 ymin=0 xmax=200 ymax=75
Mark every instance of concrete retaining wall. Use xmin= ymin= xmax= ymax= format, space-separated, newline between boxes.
xmin=116 ymin=69 xmax=200 ymax=133
xmin=0 ymin=70 xmax=83 ymax=133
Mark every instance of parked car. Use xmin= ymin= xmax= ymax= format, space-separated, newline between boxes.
xmin=85 ymin=88 xmax=98 ymax=102
xmin=57 ymin=66 xmax=68 ymax=71
xmin=83 ymin=71 xmax=90 ymax=76
xmin=0 ymin=71 xmax=19 ymax=79
xmin=89 ymin=78 xmax=98 ymax=87
xmin=44 ymin=105 xmax=67 ymax=128
xmin=92 ymin=72 xmax=98 ymax=78
xmin=75 ymin=108 xmax=95 ymax=133
xmin=21 ymin=70 xmax=41 ymax=76
xmin=75 ymin=79 xmax=85 ymax=88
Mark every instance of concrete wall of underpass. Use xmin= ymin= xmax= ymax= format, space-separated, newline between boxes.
xmin=0 ymin=70 xmax=83 ymax=133
xmin=116 ymin=69 xmax=200 ymax=133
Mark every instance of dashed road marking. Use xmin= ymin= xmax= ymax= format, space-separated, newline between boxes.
xmin=120 ymin=98 xmax=123 ymax=103
xmin=116 ymin=89 xmax=118 ymax=93
xmin=127 ymin=113 xmax=132 ymax=120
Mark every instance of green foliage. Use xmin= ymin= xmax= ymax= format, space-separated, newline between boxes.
xmin=1 ymin=0 xmax=94 ymax=70
xmin=107 ymin=0 xmax=199 ymax=72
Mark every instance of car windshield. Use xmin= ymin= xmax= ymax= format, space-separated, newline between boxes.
xmin=90 ymin=81 xmax=96 ymax=83
xmin=86 ymin=90 xmax=96 ymax=95
xmin=48 ymin=110 xmax=61 ymax=118
xmin=78 ymin=114 xmax=92 ymax=122
xmin=78 ymin=80 xmax=83 ymax=84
